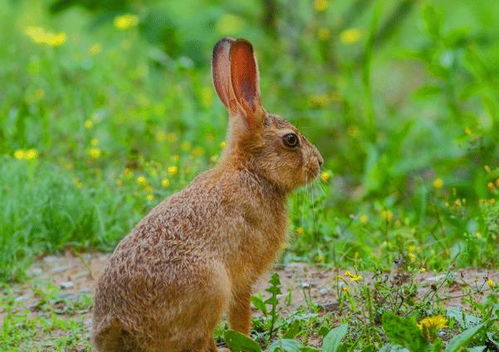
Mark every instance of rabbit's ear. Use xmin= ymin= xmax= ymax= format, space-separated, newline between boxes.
xmin=212 ymin=37 xmax=237 ymax=113
xmin=229 ymin=39 xmax=264 ymax=128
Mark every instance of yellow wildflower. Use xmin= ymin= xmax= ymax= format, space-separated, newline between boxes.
xmin=344 ymin=271 xmax=353 ymax=277
xmin=210 ymin=155 xmax=219 ymax=163
xmin=24 ymin=149 xmax=38 ymax=160
xmin=487 ymin=279 xmax=495 ymax=288
xmin=487 ymin=182 xmax=495 ymax=191
xmin=418 ymin=315 xmax=448 ymax=331
xmin=464 ymin=127 xmax=472 ymax=135
xmin=317 ymin=27 xmax=331 ymax=40
xmin=420 ymin=267 xmax=427 ymax=273
xmin=14 ymin=150 xmax=26 ymax=160
xmin=90 ymin=138 xmax=99 ymax=146
xmin=340 ymin=28 xmax=362 ymax=44
xmin=342 ymin=286 xmax=350 ymax=293
xmin=167 ymin=166 xmax=178 ymax=176
xmin=89 ymin=43 xmax=102 ymax=55
xmin=181 ymin=141 xmax=191 ymax=151
xmin=433 ymin=177 xmax=444 ymax=189
xmin=314 ymin=0 xmax=329 ymax=12
xmin=84 ymin=120 xmax=93 ymax=129
xmin=408 ymin=252 xmax=416 ymax=262
xmin=146 ymin=194 xmax=154 ymax=201
xmin=136 ymin=176 xmax=147 ymax=185
xmin=296 ymin=227 xmax=304 ymax=235
xmin=113 ymin=14 xmax=139 ymax=30
xmin=88 ymin=148 xmax=101 ymax=159
xmin=349 ymin=274 xmax=362 ymax=282
xmin=73 ymin=177 xmax=83 ymax=189
xmin=161 ymin=178 xmax=170 ymax=188
xmin=220 ymin=141 xmax=227 ymax=149
xmin=359 ymin=214 xmax=369 ymax=224
xmin=315 ymin=254 xmax=325 ymax=263
xmin=25 ymin=26 xmax=66 ymax=47
xmin=381 ymin=210 xmax=393 ymax=221
xmin=200 ymin=86 xmax=213 ymax=108
xmin=308 ymin=94 xmax=330 ymax=108
xmin=216 ymin=14 xmax=244 ymax=35
xmin=191 ymin=147 xmax=204 ymax=157
xmin=320 ymin=171 xmax=331 ymax=182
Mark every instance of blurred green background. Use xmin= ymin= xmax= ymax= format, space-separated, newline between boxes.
xmin=0 ymin=0 xmax=497 ymax=281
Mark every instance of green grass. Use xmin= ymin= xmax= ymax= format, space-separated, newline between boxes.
xmin=0 ymin=0 xmax=498 ymax=349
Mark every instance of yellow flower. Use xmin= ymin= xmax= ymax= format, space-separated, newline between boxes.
xmin=349 ymin=274 xmax=362 ymax=282
xmin=24 ymin=149 xmax=38 ymax=160
xmin=487 ymin=182 xmax=495 ymax=191
xmin=314 ymin=0 xmax=329 ymax=12
xmin=344 ymin=271 xmax=353 ymax=277
xmin=220 ymin=141 xmax=227 ymax=149
xmin=340 ymin=28 xmax=362 ymax=44
xmin=73 ymin=177 xmax=83 ymax=189
xmin=381 ymin=210 xmax=393 ymax=221
xmin=342 ymin=286 xmax=349 ymax=293
xmin=136 ymin=176 xmax=147 ymax=185
xmin=420 ymin=267 xmax=427 ymax=273
xmin=296 ymin=227 xmax=304 ymax=235
xmin=320 ymin=171 xmax=331 ymax=182
xmin=191 ymin=147 xmax=204 ymax=157
xmin=315 ymin=254 xmax=325 ymax=263
xmin=89 ymin=43 xmax=102 ymax=55
xmin=359 ymin=214 xmax=369 ymax=224
xmin=317 ymin=27 xmax=331 ymax=40
xmin=90 ymin=138 xmax=99 ymax=146
xmin=200 ymin=86 xmax=213 ymax=108
xmin=408 ymin=252 xmax=416 ymax=262
xmin=14 ymin=150 xmax=26 ymax=160
xmin=464 ymin=127 xmax=472 ymax=135
xmin=146 ymin=194 xmax=154 ymax=201
xmin=167 ymin=166 xmax=178 ymax=176
xmin=84 ymin=120 xmax=93 ymax=129
xmin=161 ymin=178 xmax=170 ymax=188
xmin=215 ymin=14 xmax=244 ymax=35
xmin=181 ymin=141 xmax=191 ymax=151
xmin=418 ymin=315 xmax=448 ymax=331
xmin=487 ymin=279 xmax=495 ymax=288
xmin=25 ymin=26 xmax=66 ymax=47
xmin=433 ymin=177 xmax=444 ymax=189
xmin=88 ymin=148 xmax=101 ymax=159
xmin=113 ymin=14 xmax=139 ymax=30
xmin=210 ymin=155 xmax=219 ymax=163
xmin=308 ymin=94 xmax=330 ymax=108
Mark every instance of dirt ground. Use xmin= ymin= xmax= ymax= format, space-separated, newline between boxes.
xmin=21 ymin=251 xmax=498 ymax=311
xmin=2 ymin=251 xmax=497 ymax=350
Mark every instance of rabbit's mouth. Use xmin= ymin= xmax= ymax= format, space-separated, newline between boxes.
xmin=304 ymin=165 xmax=321 ymax=184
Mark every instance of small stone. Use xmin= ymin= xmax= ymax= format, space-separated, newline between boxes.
xmin=60 ymin=281 xmax=74 ymax=289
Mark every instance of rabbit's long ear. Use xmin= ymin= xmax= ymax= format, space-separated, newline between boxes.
xmin=229 ymin=39 xmax=264 ymax=128
xmin=212 ymin=37 xmax=237 ymax=113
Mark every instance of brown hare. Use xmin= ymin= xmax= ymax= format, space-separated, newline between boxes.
xmin=92 ymin=37 xmax=323 ymax=352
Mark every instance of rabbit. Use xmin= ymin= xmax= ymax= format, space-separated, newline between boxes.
xmin=92 ymin=37 xmax=324 ymax=352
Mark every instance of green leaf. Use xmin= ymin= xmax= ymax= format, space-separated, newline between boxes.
xmin=322 ymin=324 xmax=348 ymax=352
xmin=445 ymin=324 xmax=483 ymax=352
xmin=381 ymin=313 xmax=428 ymax=352
xmin=266 ymin=339 xmax=303 ymax=352
xmin=251 ymin=295 xmax=267 ymax=315
xmin=224 ymin=330 xmax=262 ymax=352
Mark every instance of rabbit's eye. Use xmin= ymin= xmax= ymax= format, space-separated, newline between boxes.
xmin=282 ymin=133 xmax=299 ymax=148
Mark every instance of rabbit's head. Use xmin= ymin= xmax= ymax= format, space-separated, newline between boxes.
xmin=212 ymin=38 xmax=323 ymax=192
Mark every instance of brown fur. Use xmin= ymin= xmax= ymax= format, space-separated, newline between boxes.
xmin=92 ymin=38 xmax=323 ymax=352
